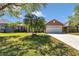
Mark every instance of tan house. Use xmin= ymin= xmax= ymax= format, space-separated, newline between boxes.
xmin=46 ymin=19 xmax=64 ymax=33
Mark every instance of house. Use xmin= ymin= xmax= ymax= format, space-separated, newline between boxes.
xmin=15 ymin=24 xmax=26 ymax=32
xmin=64 ymin=21 xmax=79 ymax=33
xmin=0 ymin=19 xmax=27 ymax=32
xmin=46 ymin=19 xmax=64 ymax=33
xmin=0 ymin=19 xmax=9 ymax=32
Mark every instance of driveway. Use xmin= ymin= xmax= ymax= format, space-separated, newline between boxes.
xmin=48 ymin=34 xmax=79 ymax=50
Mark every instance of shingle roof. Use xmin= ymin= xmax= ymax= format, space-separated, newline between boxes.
xmin=46 ymin=19 xmax=63 ymax=25
xmin=0 ymin=19 xmax=9 ymax=23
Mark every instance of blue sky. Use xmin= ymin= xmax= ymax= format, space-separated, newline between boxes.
xmin=0 ymin=3 xmax=78 ymax=24
xmin=42 ymin=3 xmax=77 ymax=23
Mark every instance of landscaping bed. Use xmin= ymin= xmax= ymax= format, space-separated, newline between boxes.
xmin=73 ymin=33 xmax=79 ymax=35
xmin=0 ymin=33 xmax=79 ymax=56
xmin=70 ymin=33 xmax=79 ymax=35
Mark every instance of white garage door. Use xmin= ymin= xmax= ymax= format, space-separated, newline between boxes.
xmin=46 ymin=26 xmax=62 ymax=33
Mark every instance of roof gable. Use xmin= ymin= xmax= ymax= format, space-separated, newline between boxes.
xmin=46 ymin=19 xmax=63 ymax=25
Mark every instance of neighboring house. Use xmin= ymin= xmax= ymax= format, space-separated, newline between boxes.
xmin=0 ymin=19 xmax=9 ymax=32
xmin=46 ymin=19 xmax=64 ymax=33
xmin=0 ymin=19 xmax=26 ymax=32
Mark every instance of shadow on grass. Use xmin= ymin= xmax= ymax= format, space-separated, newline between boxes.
xmin=0 ymin=35 xmax=79 ymax=56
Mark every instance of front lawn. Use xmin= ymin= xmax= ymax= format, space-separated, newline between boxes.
xmin=0 ymin=33 xmax=79 ymax=56
xmin=0 ymin=33 xmax=29 ymax=36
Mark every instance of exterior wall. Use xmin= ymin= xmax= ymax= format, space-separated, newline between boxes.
xmin=15 ymin=26 xmax=26 ymax=32
xmin=0 ymin=23 xmax=26 ymax=32
xmin=0 ymin=23 xmax=13 ymax=32
xmin=65 ymin=26 xmax=78 ymax=33
xmin=0 ymin=23 xmax=6 ymax=32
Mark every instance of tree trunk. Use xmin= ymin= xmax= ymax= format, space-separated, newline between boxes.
xmin=32 ymin=27 xmax=37 ymax=37
xmin=76 ymin=26 xmax=78 ymax=32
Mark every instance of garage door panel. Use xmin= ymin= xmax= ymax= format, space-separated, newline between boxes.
xmin=46 ymin=27 xmax=62 ymax=33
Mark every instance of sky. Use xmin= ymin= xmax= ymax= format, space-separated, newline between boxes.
xmin=0 ymin=3 xmax=78 ymax=24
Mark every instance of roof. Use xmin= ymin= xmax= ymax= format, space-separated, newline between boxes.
xmin=0 ymin=19 xmax=9 ymax=23
xmin=46 ymin=19 xmax=63 ymax=26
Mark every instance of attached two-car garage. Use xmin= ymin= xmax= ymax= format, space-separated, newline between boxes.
xmin=46 ymin=19 xmax=63 ymax=33
xmin=46 ymin=25 xmax=63 ymax=33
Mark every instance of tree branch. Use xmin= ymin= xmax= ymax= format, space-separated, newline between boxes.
xmin=0 ymin=3 xmax=11 ymax=10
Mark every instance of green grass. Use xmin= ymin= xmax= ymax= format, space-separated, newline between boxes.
xmin=0 ymin=33 xmax=78 ymax=56
xmin=0 ymin=33 xmax=29 ymax=36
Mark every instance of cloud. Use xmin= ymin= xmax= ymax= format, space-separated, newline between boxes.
xmin=32 ymin=11 xmax=45 ymax=17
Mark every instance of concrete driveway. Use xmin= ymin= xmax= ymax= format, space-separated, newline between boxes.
xmin=48 ymin=34 xmax=79 ymax=50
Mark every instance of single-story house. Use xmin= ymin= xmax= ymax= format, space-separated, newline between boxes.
xmin=46 ymin=19 xmax=79 ymax=33
xmin=0 ymin=19 xmax=27 ymax=32
xmin=15 ymin=24 xmax=26 ymax=32
xmin=64 ymin=21 xmax=79 ymax=33
xmin=46 ymin=19 xmax=64 ymax=33
xmin=0 ymin=19 xmax=9 ymax=32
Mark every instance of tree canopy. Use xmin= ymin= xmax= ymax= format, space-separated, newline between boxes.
xmin=0 ymin=3 xmax=46 ymax=17
xmin=68 ymin=5 xmax=79 ymax=27
xmin=23 ymin=14 xmax=46 ymax=33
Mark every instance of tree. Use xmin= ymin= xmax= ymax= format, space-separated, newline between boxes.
xmin=36 ymin=17 xmax=46 ymax=32
xmin=68 ymin=5 xmax=79 ymax=32
xmin=23 ymin=14 xmax=46 ymax=35
xmin=24 ymin=14 xmax=34 ymax=32
xmin=69 ymin=5 xmax=79 ymax=26
xmin=0 ymin=3 xmax=46 ymax=17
